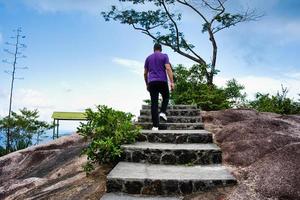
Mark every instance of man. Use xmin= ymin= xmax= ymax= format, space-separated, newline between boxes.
xmin=144 ymin=43 xmax=174 ymax=131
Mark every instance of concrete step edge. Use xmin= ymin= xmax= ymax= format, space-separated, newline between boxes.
xmin=138 ymin=116 xmax=201 ymax=119
xmin=121 ymin=142 xmax=220 ymax=151
xmin=142 ymin=105 xmax=198 ymax=109
xmin=140 ymin=109 xmax=201 ymax=112
xmin=140 ymin=129 xmax=211 ymax=134
xmin=136 ymin=122 xmax=204 ymax=125
xmin=107 ymin=162 xmax=236 ymax=181
xmin=101 ymin=193 xmax=183 ymax=200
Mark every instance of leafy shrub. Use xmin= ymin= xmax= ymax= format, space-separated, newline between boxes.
xmin=250 ymin=86 xmax=300 ymax=114
xmin=143 ymin=99 xmax=168 ymax=106
xmin=143 ymin=99 xmax=151 ymax=105
xmin=77 ymin=105 xmax=140 ymax=173
xmin=224 ymin=79 xmax=247 ymax=108
xmin=0 ymin=108 xmax=53 ymax=155
xmin=171 ymin=64 xmax=246 ymax=110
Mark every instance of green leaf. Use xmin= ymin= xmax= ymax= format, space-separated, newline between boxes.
xmin=77 ymin=105 xmax=140 ymax=173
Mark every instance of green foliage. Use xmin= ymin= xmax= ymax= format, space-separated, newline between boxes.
xmin=143 ymin=99 xmax=151 ymax=105
xmin=250 ymin=86 xmax=300 ymax=114
xmin=203 ymin=13 xmax=245 ymax=33
xmin=224 ymin=79 xmax=247 ymax=107
xmin=171 ymin=65 xmax=246 ymax=110
xmin=101 ymin=2 xmax=192 ymax=51
xmin=102 ymin=1 xmax=259 ymax=85
xmin=77 ymin=105 xmax=140 ymax=173
xmin=0 ymin=108 xmax=53 ymax=155
xmin=102 ymin=1 xmax=253 ymax=53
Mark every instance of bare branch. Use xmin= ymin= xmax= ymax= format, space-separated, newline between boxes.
xmin=4 ymin=70 xmax=12 ymax=75
xmin=16 ymin=67 xmax=28 ymax=70
xmin=202 ymin=0 xmax=224 ymax=11
xmin=131 ymin=23 xmax=148 ymax=33
xmin=2 ymin=59 xmax=14 ymax=65
xmin=160 ymin=0 xmax=180 ymax=51
xmin=132 ymin=23 xmax=205 ymax=64
xmin=177 ymin=0 xmax=209 ymax=23
xmin=4 ymin=49 xmax=15 ymax=55
xmin=181 ymin=38 xmax=206 ymax=63
xmin=210 ymin=0 xmax=226 ymax=24
xmin=101 ymin=0 xmax=263 ymax=85
xmin=217 ymin=0 xmax=226 ymax=11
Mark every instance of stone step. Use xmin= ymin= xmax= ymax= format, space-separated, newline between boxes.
xmin=142 ymin=105 xmax=197 ymax=110
xmin=135 ymin=122 xmax=204 ymax=130
xmin=140 ymin=109 xmax=200 ymax=117
xmin=122 ymin=142 xmax=222 ymax=165
xmin=138 ymin=116 xmax=201 ymax=123
xmin=138 ymin=130 xmax=213 ymax=144
xmin=106 ymin=162 xmax=237 ymax=195
xmin=101 ymin=193 xmax=182 ymax=200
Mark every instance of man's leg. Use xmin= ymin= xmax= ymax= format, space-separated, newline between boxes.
xmin=159 ymin=82 xmax=170 ymax=114
xmin=149 ymin=82 xmax=159 ymax=128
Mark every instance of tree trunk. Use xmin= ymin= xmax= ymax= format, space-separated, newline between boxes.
xmin=207 ymin=74 xmax=214 ymax=85
xmin=207 ymin=27 xmax=218 ymax=86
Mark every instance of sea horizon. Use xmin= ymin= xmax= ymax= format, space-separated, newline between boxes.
xmin=0 ymin=129 xmax=76 ymax=148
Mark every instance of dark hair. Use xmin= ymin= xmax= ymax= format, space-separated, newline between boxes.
xmin=154 ymin=43 xmax=162 ymax=51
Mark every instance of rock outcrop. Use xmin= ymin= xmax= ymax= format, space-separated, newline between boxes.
xmin=196 ymin=109 xmax=300 ymax=200
xmin=0 ymin=109 xmax=299 ymax=200
xmin=0 ymin=134 xmax=111 ymax=200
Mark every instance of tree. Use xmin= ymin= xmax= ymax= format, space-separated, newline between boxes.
xmin=249 ymin=86 xmax=300 ymax=114
xmin=224 ymin=79 xmax=247 ymax=107
xmin=102 ymin=0 xmax=261 ymax=85
xmin=0 ymin=108 xmax=52 ymax=154
xmin=170 ymin=64 xmax=246 ymax=110
xmin=2 ymin=27 xmax=28 ymax=152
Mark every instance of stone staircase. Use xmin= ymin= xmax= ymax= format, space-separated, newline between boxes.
xmin=101 ymin=105 xmax=236 ymax=200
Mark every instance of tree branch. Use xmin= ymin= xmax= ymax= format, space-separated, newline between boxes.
xmin=181 ymin=38 xmax=206 ymax=63
xmin=131 ymin=23 xmax=205 ymax=64
xmin=210 ymin=0 xmax=225 ymax=24
xmin=202 ymin=0 xmax=224 ymax=11
xmin=212 ymin=8 xmax=262 ymax=34
xmin=160 ymin=0 xmax=180 ymax=51
xmin=177 ymin=0 xmax=209 ymax=23
xmin=159 ymin=1 xmax=206 ymax=64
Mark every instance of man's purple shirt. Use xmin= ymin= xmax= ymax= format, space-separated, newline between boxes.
xmin=144 ymin=52 xmax=169 ymax=83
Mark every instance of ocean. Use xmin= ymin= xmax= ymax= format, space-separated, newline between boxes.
xmin=0 ymin=129 xmax=75 ymax=148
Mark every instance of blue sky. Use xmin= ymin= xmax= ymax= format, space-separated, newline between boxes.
xmin=0 ymin=0 xmax=299 ymax=130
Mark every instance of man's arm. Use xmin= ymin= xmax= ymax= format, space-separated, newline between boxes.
xmin=165 ymin=63 xmax=174 ymax=91
xmin=144 ymin=68 xmax=149 ymax=91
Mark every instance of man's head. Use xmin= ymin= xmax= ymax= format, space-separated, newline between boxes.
xmin=154 ymin=43 xmax=162 ymax=52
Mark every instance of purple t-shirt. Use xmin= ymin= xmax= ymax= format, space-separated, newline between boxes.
xmin=144 ymin=52 xmax=169 ymax=83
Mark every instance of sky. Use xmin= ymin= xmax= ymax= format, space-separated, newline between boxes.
xmin=0 ymin=0 xmax=299 ymax=131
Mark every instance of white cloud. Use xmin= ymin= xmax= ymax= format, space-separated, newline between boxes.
xmin=0 ymin=80 xmax=149 ymax=131
xmin=268 ymin=20 xmax=300 ymax=44
xmin=113 ymin=57 xmax=144 ymax=76
xmin=60 ymin=81 xmax=72 ymax=93
xmin=0 ymin=88 xmax=55 ymax=120
xmin=215 ymin=75 xmax=300 ymax=100
xmin=0 ymin=32 xmax=3 ymax=44
xmin=14 ymin=89 xmax=54 ymax=109
xmin=242 ymin=18 xmax=300 ymax=45
xmin=284 ymin=71 xmax=300 ymax=79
